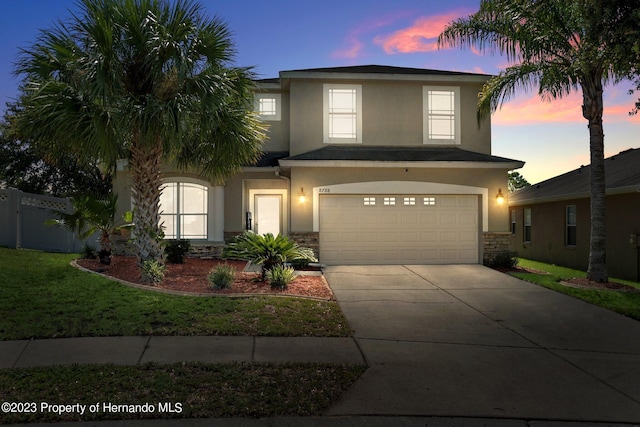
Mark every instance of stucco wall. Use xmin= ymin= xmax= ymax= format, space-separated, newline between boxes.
xmin=288 ymin=79 xmax=491 ymax=156
xmin=289 ymin=166 xmax=509 ymax=233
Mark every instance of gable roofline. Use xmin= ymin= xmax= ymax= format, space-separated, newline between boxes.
xmin=509 ymin=148 xmax=640 ymax=206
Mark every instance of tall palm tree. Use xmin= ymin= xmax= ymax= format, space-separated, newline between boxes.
xmin=15 ymin=0 xmax=266 ymax=278
xmin=439 ymin=0 xmax=639 ymax=282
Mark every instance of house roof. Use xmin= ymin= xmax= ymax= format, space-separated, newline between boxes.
xmin=279 ymin=146 xmax=524 ymax=169
xmin=257 ymin=65 xmax=493 ymax=87
xmin=250 ymin=151 xmax=289 ymax=168
xmin=510 ymin=148 xmax=640 ymax=205
xmin=281 ymin=65 xmax=492 ymax=78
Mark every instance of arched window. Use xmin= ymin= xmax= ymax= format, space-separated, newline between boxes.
xmin=160 ymin=182 xmax=208 ymax=239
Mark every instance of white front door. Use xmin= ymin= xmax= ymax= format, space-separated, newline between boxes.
xmin=254 ymin=195 xmax=282 ymax=236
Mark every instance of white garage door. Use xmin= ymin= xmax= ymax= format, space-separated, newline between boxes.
xmin=319 ymin=195 xmax=479 ymax=265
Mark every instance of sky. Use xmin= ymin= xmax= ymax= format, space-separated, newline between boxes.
xmin=0 ymin=0 xmax=638 ymax=184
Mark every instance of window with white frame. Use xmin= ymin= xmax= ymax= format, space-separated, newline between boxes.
xmin=160 ymin=182 xmax=208 ymax=239
xmin=254 ymin=93 xmax=281 ymax=121
xmin=423 ymin=86 xmax=460 ymax=144
xmin=324 ymin=84 xmax=362 ymax=143
xmin=566 ymin=205 xmax=577 ymax=246
xmin=363 ymin=197 xmax=376 ymax=206
xmin=424 ymin=197 xmax=436 ymax=206
xmin=524 ymin=208 xmax=532 ymax=243
xmin=383 ymin=197 xmax=396 ymax=206
xmin=404 ymin=197 xmax=416 ymax=206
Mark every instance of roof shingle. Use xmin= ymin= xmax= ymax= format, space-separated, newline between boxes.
xmin=510 ymin=148 xmax=640 ymax=204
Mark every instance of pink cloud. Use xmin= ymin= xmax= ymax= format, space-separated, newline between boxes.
xmin=332 ymin=12 xmax=412 ymax=59
xmin=374 ymin=10 xmax=471 ymax=54
xmin=493 ymin=91 xmax=639 ymax=125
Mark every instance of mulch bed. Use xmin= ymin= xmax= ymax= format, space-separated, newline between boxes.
xmin=75 ymin=256 xmax=335 ymax=300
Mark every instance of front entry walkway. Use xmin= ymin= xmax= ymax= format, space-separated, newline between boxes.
xmin=323 ymin=264 xmax=640 ymax=423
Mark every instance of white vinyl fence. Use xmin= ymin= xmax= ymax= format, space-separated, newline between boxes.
xmin=0 ymin=188 xmax=90 ymax=253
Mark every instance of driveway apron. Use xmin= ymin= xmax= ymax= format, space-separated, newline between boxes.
xmin=324 ymin=264 xmax=640 ymax=423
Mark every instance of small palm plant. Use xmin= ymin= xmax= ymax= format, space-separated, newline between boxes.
xmin=48 ymin=193 xmax=133 ymax=265
xmin=222 ymin=232 xmax=317 ymax=281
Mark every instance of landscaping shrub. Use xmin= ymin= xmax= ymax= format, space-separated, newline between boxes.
xmin=81 ymin=244 xmax=97 ymax=259
xmin=165 ymin=239 xmax=191 ymax=264
xmin=267 ymin=265 xmax=296 ymax=290
xmin=208 ymin=264 xmax=236 ymax=289
xmin=491 ymin=250 xmax=519 ymax=269
xmin=141 ymin=259 xmax=165 ymax=283
xmin=223 ymin=232 xmax=317 ymax=280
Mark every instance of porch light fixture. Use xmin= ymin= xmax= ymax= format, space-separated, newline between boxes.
xmin=495 ymin=188 xmax=505 ymax=204
xmin=299 ymin=187 xmax=306 ymax=204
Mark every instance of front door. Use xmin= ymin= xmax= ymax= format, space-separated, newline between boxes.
xmin=254 ymin=194 xmax=282 ymax=236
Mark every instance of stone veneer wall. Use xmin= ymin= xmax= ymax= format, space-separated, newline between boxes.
xmin=483 ymin=232 xmax=512 ymax=265
xmin=289 ymin=232 xmax=320 ymax=258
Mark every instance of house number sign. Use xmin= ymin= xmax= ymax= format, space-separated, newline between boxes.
xmin=319 ymin=188 xmax=331 ymax=193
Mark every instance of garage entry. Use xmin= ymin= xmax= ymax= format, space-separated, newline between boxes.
xmin=319 ymin=194 xmax=479 ymax=265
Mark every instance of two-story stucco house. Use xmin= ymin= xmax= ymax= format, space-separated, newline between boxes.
xmin=113 ymin=65 xmax=524 ymax=265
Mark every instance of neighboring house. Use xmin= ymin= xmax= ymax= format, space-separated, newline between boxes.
xmin=113 ymin=65 xmax=524 ymax=265
xmin=509 ymin=148 xmax=640 ymax=281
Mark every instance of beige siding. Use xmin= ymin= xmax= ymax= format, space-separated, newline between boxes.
xmin=509 ymin=194 xmax=640 ymax=281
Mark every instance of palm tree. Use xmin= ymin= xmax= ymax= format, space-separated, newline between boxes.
xmin=15 ymin=0 xmax=266 ymax=279
xmin=439 ymin=0 xmax=639 ymax=282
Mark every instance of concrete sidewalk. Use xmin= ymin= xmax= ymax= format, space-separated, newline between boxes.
xmin=0 ymin=336 xmax=364 ymax=368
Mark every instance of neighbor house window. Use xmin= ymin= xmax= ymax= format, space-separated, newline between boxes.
xmin=324 ymin=84 xmax=362 ymax=143
xmin=523 ymin=208 xmax=532 ymax=242
xmin=566 ymin=205 xmax=577 ymax=246
xmin=423 ymin=86 xmax=461 ymax=144
xmin=160 ymin=182 xmax=208 ymax=239
xmin=254 ymin=94 xmax=281 ymax=121
xmin=511 ymin=210 xmax=516 ymax=235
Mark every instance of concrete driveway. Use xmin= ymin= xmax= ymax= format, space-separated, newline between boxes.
xmin=323 ymin=264 xmax=640 ymax=423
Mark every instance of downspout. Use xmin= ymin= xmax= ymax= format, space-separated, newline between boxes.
xmin=275 ymin=169 xmax=291 ymax=235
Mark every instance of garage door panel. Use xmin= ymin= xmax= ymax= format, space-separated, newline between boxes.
xmin=380 ymin=231 xmax=399 ymax=242
xmin=420 ymin=213 xmax=438 ymax=225
xmin=320 ymin=195 xmax=479 ymax=265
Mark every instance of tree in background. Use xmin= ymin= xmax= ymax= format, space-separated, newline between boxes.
xmin=0 ymin=103 xmax=111 ymax=198
xmin=439 ymin=0 xmax=640 ymax=282
xmin=508 ymin=171 xmax=531 ymax=193
xmin=15 ymin=0 xmax=266 ymax=280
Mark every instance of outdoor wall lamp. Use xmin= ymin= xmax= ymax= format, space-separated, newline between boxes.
xmin=299 ymin=187 xmax=306 ymax=204
xmin=495 ymin=188 xmax=505 ymax=204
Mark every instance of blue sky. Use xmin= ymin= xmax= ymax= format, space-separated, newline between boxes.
xmin=1 ymin=0 xmax=638 ymax=184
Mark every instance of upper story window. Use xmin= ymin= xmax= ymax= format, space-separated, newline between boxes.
xmin=324 ymin=84 xmax=362 ymax=144
xmin=255 ymin=93 xmax=281 ymax=121
xmin=423 ymin=86 xmax=460 ymax=145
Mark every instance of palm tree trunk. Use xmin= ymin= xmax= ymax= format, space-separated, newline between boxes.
xmin=582 ymin=76 xmax=608 ymax=282
xmin=130 ymin=141 xmax=164 ymax=269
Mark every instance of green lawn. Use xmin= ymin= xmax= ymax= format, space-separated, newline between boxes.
xmin=0 ymin=362 xmax=366 ymax=423
xmin=511 ymin=258 xmax=640 ymax=321
xmin=0 ymin=248 xmax=350 ymax=340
